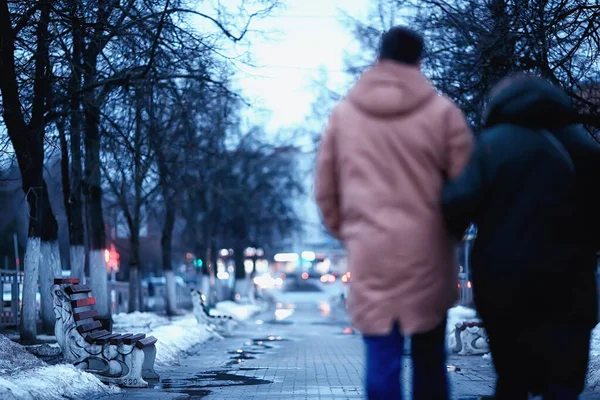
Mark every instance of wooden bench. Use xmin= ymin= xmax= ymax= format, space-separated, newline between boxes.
xmin=190 ymin=289 xmax=236 ymax=336
xmin=51 ymin=278 xmax=160 ymax=387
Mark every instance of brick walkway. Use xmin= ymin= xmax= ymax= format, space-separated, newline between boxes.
xmin=90 ymin=289 xmax=600 ymax=399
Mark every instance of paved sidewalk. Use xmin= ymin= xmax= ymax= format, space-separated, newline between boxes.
xmin=89 ymin=290 xmax=600 ymax=400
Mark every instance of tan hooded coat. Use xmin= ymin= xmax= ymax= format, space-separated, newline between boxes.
xmin=315 ymin=61 xmax=473 ymax=335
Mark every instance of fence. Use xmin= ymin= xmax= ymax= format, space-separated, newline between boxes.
xmin=1 ymin=270 xmax=26 ymax=328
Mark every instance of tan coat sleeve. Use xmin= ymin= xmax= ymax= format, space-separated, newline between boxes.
xmin=445 ymin=104 xmax=474 ymax=179
xmin=315 ymin=111 xmax=341 ymax=239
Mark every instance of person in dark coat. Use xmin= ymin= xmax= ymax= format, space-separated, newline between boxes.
xmin=442 ymin=73 xmax=600 ymax=400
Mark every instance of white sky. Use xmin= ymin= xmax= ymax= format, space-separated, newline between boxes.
xmin=195 ymin=0 xmax=372 ymax=134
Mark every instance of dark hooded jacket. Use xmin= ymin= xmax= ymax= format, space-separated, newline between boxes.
xmin=442 ymin=78 xmax=599 ymax=328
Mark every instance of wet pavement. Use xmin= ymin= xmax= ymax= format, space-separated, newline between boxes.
xmin=88 ymin=280 xmax=600 ymax=399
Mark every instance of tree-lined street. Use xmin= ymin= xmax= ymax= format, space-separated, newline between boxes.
xmin=1 ymin=0 xmax=600 ymax=399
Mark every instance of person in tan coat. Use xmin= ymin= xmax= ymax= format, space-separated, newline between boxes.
xmin=315 ymin=26 xmax=473 ymax=399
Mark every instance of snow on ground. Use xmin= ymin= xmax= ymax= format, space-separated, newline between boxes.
xmin=0 ymin=334 xmax=118 ymax=400
xmin=215 ymin=301 xmax=262 ymax=321
xmin=112 ymin=313 xmax=215 ymax=365
xmin=112 ymin=311 xmax=170 ymax=331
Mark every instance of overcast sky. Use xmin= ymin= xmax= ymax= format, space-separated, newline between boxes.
xmin=207 ymin=0 xmax=372 ymax=134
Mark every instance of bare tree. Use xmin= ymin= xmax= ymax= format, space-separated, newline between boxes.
xmin=344 ymin=0 xmax=600 ymax=129
xmin=0 ymin=0 xmax=63 ymax=340
xmin=218 ymin=133 xmax=303 ymax=299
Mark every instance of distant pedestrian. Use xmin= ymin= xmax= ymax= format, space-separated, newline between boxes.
xmin=315 ymin=26 xmax=473 ymax=399
xmin=442 ymin=73 xmax=600 ymax=399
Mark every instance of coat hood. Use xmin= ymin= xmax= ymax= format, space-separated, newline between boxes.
xmin=347 ymin=61 xmax=436 ymax=118
xmin=484 ymin=77 xmax=579 ymax=129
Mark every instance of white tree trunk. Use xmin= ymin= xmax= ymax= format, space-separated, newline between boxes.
xmin=248 ymin=280 xmax=257 ymax=305
xmin=234 ymin=280 xmax=248 ymax=302
xmin=69 ymin=245 xmax=85 ymax=283
xmin=89 ymin=250 xmax=109 ymax=317
xmin=21 ymin=237 xmax=41 ymax=343
xmin=165 ymin=270 xmax=177 ymax=315
xmin=39 ymin=241 xmax=62 ymax=334
xmin=198 ymin=274 xmax=210 ymax=296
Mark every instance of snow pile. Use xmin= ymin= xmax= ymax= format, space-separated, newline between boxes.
xmin=112 ymin=313 xmax=215 ymax=365
xmin=0 ymin=334 xmax=44 ymax=374
xmin=0 ymin=365 xmax=120 ymax=400
xmin=0 ymin=334 xmax=118 ymax=400
xmin=112 ymin=311 xmax=170 ymax=331
xmin=215 ymin=301 xmax=262 ymax=321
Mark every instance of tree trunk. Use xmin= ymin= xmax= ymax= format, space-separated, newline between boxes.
xmin=82 ymin=0 xmax=110 ymax=317
xmin=162 ymin=199 xmax=177 ymax=315
xmin=128 ymin=87 xmax=143 ymax=313
xmin=68 ymin=1 xmax=85 ymax=281
xmin=84 ymin=99 xmax=108 ymax=317
xmin=194 ymin=243 xmax=209 ymax=299
xmin=233 ymin=243 xmax=246 ymax=301
xmin=39 ymin=180 xmax=61 ymax=334
xmin=20 ymin=171 xmax=46 ymax=343
xmin=128 ymin=232 xmax=141 ymax=313
xmin=0 ymin=0 xmax=52 ymax=343
xmin=21 ymin=237 xmax=40 ymax=344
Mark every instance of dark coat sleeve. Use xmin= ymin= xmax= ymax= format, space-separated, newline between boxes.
xmin=441 ymin=138 xmax=491 ymax=240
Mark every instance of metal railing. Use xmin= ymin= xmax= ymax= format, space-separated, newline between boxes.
xmin=0 ymin=270 xmax=35 ymax=328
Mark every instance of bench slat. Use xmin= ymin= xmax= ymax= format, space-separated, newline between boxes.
xmin=123 ymin=333 xmax=146 ymax=345
xmin=84 ymin=330 xmax=111 ymax=344
xmin=86 ymin=330 xmax=111 ymax=339
xmin=54 ymin=278 xmax=80 ymax=285
xmin=135 ymin=336 xmax=158 ymax=349
xmin=76 ymin=320 xmax=103 ymax=334
xmin=94 ymin=333 xmax=120 ymax=345
xmin=110 ymin=333 xmax=133 ymax=345
xmin=74 ymin=309 xmax=99 ymax=321
xmin=71 ymin=297 xmax=96 ymax=308
xmin=65 ymin=285 xmax=91 ymax=295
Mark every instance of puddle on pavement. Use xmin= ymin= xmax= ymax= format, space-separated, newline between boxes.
xmin=264 ymin=319 xmax=294 ymax=325
xmin=252 ymin=336 xmax=287 ymax=342
xmin=161 ymin=370 xmax=272 ymax=397
xmin=226 ymin=349 xmax=264 ymax=366
xmin=227 ymin=350 xmax=263 ymax=355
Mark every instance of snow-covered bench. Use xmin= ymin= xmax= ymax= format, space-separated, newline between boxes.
xmin=191 ymin=289 xmax=236 ymax=336
xmin=450 ymin=320 xmax=490 ymax=355
xmin=51 ymin=278 xmax=160 ymax=387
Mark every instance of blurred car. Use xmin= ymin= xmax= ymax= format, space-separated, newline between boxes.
xmin=253 ymin=273 xmax=283 ymax=290
xmin=320 ymin=274 xmax=336 ymax=284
